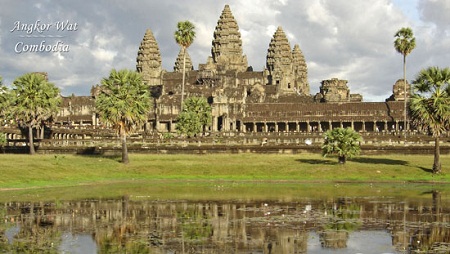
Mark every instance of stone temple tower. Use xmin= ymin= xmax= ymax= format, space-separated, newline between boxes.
xmin=292 ymin=44 xmax=309 ymax=95
xmin=136 ymin=29 xmax=162 ymax=86
xmin=266 ymin=27 xmax=294 ymax=93
xmin=266 ymin=26 xmax=309 ymax=95
xmin=174 ymin=48 xmax=193 ymax=73
xmin=209 ymin=5 xmax=248 ymax=72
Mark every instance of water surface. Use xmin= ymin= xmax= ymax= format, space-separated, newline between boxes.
xmin=1 ymin=182 xmax=449 ymax=253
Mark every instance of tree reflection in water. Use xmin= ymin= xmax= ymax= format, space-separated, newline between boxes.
xmin=0 ymin=189 xmax=449 ymax=253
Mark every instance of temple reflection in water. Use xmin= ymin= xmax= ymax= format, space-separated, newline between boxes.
xmin=1 ymin=190 xmax=450 ymax=253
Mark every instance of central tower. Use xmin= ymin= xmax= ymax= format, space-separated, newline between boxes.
xmin=210 ymin=5 xmax=248 ymax=72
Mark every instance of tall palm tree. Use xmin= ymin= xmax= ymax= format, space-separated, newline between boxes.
xmin=322 ymin=127 xmax=362 ymax=164
xmin=0 ymin=76 xmax=9 ymax=120
xmin=0 ymin=78 xmax=9 ymax=151
xmin=96 ymin=69 xmax=151 ymax=164
xmin=10 ymin=73 xmax=61 ymax=154
xmin=394 ymin=27 xmax=416 ymax=131
xmin=409 ymin=66 xmax=450 ymax=174
xmin=174 ymin=21 xmax=196 ymax=109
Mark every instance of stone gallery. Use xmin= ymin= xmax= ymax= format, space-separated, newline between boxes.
xmin=59 ymin=5 xmax=409 ymax=136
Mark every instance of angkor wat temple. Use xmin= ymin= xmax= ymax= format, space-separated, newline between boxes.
xmin=3 ymin=4 xmax=431 ymax=153
xmin=57 ymin=5 xmax=409 ymax=135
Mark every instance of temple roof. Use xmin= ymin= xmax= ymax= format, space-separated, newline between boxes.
xmin=241 ymin=101 xmax=405 ymax=122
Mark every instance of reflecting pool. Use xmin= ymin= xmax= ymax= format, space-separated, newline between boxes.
xmin=1 ymin=182 xmax=450 ymax=253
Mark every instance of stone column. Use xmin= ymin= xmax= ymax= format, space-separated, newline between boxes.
xmin=212 ymin=117 xmax=217 ymax=132
xmin=225 ymin=117 xmax=230 ymax=131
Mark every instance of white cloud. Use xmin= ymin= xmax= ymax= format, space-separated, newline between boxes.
xmin=419 ymin=0 xmax=450 ymax=30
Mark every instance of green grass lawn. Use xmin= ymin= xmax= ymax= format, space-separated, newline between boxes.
xmin=0 ymin=153 xmax=449 ymax=190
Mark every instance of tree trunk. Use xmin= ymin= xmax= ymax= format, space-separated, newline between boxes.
xmin=433 ymin=136 xmax=441 ymax=174
xmin=338 ymin=155 xmax=346 ymax=164
xmin=121 ymin=131 xmax=129 ymax=164
xmin=403 ymin=54 xmax=407 ymax=132
xmin=181 ymin=47 xmax=186 ymax=110
xmin=28 ymin=126 xmax=35 ymax=155
xmin=40 ymin=125 xmax=45 ymax=139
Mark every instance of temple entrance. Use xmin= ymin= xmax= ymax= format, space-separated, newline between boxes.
xmin=217 ymin=116 xmax=224 ymax=131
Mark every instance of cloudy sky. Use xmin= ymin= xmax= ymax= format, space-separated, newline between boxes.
xmin=1 ymin=0 xmax=449 ymax=101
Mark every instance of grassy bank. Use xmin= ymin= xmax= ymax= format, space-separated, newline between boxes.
xmin=0 ymin=153 xmax=449 ymax=190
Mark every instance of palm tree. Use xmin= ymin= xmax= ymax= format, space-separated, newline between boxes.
xmin=174 ymin=20 xmax=196 ymax=109
xmin=96 ymin=69 xmax=151 ymax=164
xmin=0 ymin=76 xmax=9 ymax=121
xmin=409 ymin=67 xmax=450 ymax=174
xmin=10 ymin=73 xmax=61 ymax=154
xmin=322 ymin=128 xmax=362 ymax=164
xmin=394 ymin=27 xmax=416 ymax=131
xmin=0 ymin=77 xmax=9 ymax=152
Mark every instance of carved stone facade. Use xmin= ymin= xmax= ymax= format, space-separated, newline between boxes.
xmin=173 ymin=48 xmax=193 ymax=73
xmin=56 ymin=4 xmax=410 ymax=134
xmin=386 ymin=79 xmax=410 ymax=101
xmin=266 ymin=26 xmax=309 ymax=95
xmin=315 ymin=78 xmax=362 ymax=103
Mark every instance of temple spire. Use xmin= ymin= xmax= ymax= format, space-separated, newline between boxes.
xmin=136 ymin=29 xmax=162 ymax=86
xmin=174 ymin=48 xmax=193 ymax=73
xmin=266 ymin=26 xmax=292 ymax=73
xmin=266 ymin=26 xmax=293 ymax=92
xmin=210 ymin=4 xmax=248 ymax=72
xmin=292 ymin=44 xmax=309 ymax=95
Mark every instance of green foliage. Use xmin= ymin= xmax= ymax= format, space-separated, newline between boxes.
xmin=0 ymin=84 xmax=9 ymax=116
xmin=178 ymin=210 xmax=212 ymax=241
xmin=394 ymin=27 xmax=416 ymax=130
xmin=162 ymin=132 xmax=174 ymax=139
xmin=394 ymin=27 xmax=416 ymax=57
xmin=322 ymin=128 xmax=362 ymax=164
xmin=0 ymin=83 xmax=9 ymax=123
xmin=410 ymin=67 xmax=450 ymax=136
xmin=95 ymin=69 xmax=151 ymax=163
xmin=176 ymin=96 xmax=212 ymax=137
xmin=410 ymin=66 xmax=450 ymax=173
xmin=0 ymin=132 xmax=6 ymax=149
xmin=174 ymin=21 xmax=196 ymax=49
xmin=96 ymin=69 xmax=151 ymax=134
xmin=10 ymin=73 xmax=61 ymax=126
xmin=9 ymin=73 xmax=61 ymax=154
xmin=174 ymin=20 xmax=196 ymax=108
